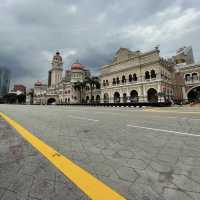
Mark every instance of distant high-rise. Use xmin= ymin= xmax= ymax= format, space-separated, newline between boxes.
xmin=175 ymin=46 xmax=194 ymax=65
xmin=0 ymin=67 xmax=10 ymax=97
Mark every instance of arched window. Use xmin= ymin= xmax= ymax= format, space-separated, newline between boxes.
xmin=192 ymin=73 xmax=198 ymax=81
xmin=116 ymin=77 xmax=120 ymax=84
xmin=151 ymin=70 xmax=156 ymax=79
xmin=113 ymin=78 xmax=116 ymax=85
xmin=185 ymin=74 xmax=191 ymax=82
xmin=133 ymin=73 xmax=137 ymax=81
xmin=103 ymin=80 xmax=106 ymax=86
xmin=129 ymin=74 xmax=132 ymax=82
xmin=145 ymin=71 xmax=150 ymax=80
xmin=106 ymin=80 xmax=109 ymax=86
xmin=122 ymin=75 xmax=126 ymax=83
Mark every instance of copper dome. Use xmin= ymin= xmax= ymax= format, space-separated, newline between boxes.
xmin=71 ymin=62 xmax=83 ymax=70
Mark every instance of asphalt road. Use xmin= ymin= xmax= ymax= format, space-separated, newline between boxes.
xmin=1 ymin=104 xmax=200 ymax=200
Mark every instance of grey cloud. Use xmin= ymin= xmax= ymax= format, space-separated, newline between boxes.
xmin=0 ymin=0 xmax=200 ymax=88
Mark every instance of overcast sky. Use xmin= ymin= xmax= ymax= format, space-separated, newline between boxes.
xmin=0 ymin=0 xmax=200 ymax=88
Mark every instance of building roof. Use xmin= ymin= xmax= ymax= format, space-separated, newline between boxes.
xmin=71 ymin=61 xmax=84 ymax=70
xmin=34 ymin=80 xmax=43 ymax=86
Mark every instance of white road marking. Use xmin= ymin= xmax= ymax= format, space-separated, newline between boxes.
xmin=190 ymin=118 xmax=200 ymax=121
xmin=95 ymin=111 xmax=122 ymax=115
xmin=68 ymin=115 xmax=99 ymax=122
xmin=127 ymin=124 xmax=200 ymax=137
xmin=167 ymin=117 xmax=177 ymax=119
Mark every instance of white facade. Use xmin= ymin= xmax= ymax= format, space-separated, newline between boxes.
xmin=33 ymin=52 xmax=100 ymax=104
xmin=100 ymin=47 xmax=174 ymax=103
xmin=33 ymin=48 xmax=176 ymax=105
xmin=49 ymin=52 xmax=63 ymax=87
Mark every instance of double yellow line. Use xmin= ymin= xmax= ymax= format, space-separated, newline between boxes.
xmin=0 ymin=112 xmax=126 ymax=200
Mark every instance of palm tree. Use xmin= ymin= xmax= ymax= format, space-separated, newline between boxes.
xmin=17 ymin=93 xmax=26 ymax=104
xmin=28 ymin=89 xmax=34 ymax=104
xmin=84 ymin=76 xmax=100 ymax=103
xmin=73 ymin=81 xmax=85 ymax=103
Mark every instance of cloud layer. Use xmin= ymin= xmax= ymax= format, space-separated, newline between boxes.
xmin=0 ymin=0 xmax=200 ymax=88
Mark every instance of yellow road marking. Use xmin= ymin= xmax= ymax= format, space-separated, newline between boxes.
xmin=144 ymin=109 xmax=200 ymax=114
xmin=0 ymin=112 xmax=126 ymax=200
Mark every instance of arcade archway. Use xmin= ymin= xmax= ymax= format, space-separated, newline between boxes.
xmin=96 ymin=95 xmax=100 ymax=103
xmin=147 ymin=88 xmax=158 ymax=103
xmin=114 ymin=92 xmax=120 ymax=103
xmin=47 ymin=98 xmax=56 ymax=105
xmin=130 ymin=90 xmax=138 ymax=102
xmin=187 ymin=86 xmax=200 ymax=102
xmin=103 ymin=93 xmax=109 ymax=103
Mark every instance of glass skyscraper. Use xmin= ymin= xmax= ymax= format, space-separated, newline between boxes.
xmin=0 ymin=67 xmax=10 ymax=97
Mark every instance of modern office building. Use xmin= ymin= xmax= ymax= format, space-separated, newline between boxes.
xmin=0 ymin=67 xmax=10 ymax=98
xmin=174 ymin=46 xmax=194 ymax=66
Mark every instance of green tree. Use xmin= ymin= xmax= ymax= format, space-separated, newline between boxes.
xmin=28 ymin=89 xmax=34 ymax=104
xmin=3 ymin=93 xmax=17 ymax=104
xmin=84 ymin=76 xmax=100 ymax=103
xmin=73 ymin=81 xmax=85 ymax=103
xmin=17 ymin=93 xmax=26 ymax=104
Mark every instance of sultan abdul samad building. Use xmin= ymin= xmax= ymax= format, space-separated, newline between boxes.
xmin=32 ymin=46 xmax=200 ymax=105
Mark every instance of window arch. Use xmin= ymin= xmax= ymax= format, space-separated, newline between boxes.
xmin=192 ymin=73 xmax=198 ymax=81
xmin=185 ymin=74 xmax=191 ymax=82
xmin=113 ymin=78 xmax=116 ymax=85
xmin=116 ymin=77 xmax=120 ymax=84
xmin=151 ymin=70 xmax=156 ymax=79
xmin=122 ymin=75 xmax=126 ymax=83
xmin=133 ymin=73 xmax=137 ymax=81
xmin=145 ymin=71 xmax=150 ymax=80
xmin=129 ymin=74 xmax=132 ymax=82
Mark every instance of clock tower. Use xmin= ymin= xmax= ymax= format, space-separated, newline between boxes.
xmin=48 ymin=52 xmax=63 ymax=87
